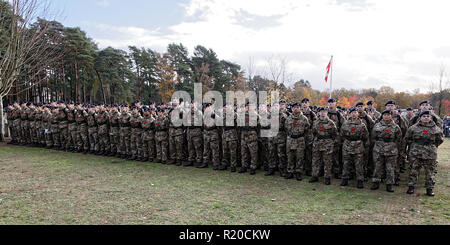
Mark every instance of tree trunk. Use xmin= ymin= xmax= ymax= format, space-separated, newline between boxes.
xmin=0 ymin=96 xmax=4 ymax=142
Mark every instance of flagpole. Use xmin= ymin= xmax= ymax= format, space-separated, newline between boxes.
xmin=330 ymin=55 xmax=333 ymax=98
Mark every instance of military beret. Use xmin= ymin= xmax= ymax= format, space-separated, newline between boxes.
xmin=328 ymin=98 xmax=337 ymax=103
xmin=419 ymin=110 xmax=431 ymax=117
xmin=112 ymin=103 xmax=118 ymax=107
xmin=57 ymin=100 xmax=64 ymax=104
xmin=406 ymin=107 xmax=413 ymax=111
xmin=317 ymin=107 xmax=327 ymax=112
xmin=385 ymin=100 xmax=396 ymax=106
xmin=301 ymin=98 xmax=310 ymax=103
xmin=381 ymin=109 xmax=392 ymax=116
xmin=26 ymin=102 xmax=32 ymax=106
xmin=291 ymin=102 xmax=301 ymax=107
xmin=75 ymin=102 xmax=81 ymax=106
xmin=348 ymin=107 xmax=357 ymax=113
xmin=98 ymin=102 xmax=105 ymax=106
xmin=337 ymin=106 xmax=342 ymax=109
xmin=134 ymin=99 xmax=141 ymax=103
xmin=280 ymin=100 xmax=287 ymax=104
xmin=419 ymin=100 xmax=430 ymax=106
xmin=121 ymin=103 xmax=128 ymax=107
xmin=367 ymin=100 xmax=374 ymax=105
xmin=355 ymin=102 xmax=364 ymax=107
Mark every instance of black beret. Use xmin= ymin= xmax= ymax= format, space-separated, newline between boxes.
xmin=26 ymin=102 xmax=32 ymax=106
xmin=348 ymin=107 xmax=357 ymax=113
xmin=134 ymin=99 xmax=141 ymax=103
xmin=419 ymin=100 xmax=430 ymax=106
xmin=355 ymin=102 xmax=364 ymax=107
xmin=121 ymin=103 xmax=129 ymax=107
xmin=337 ymin=106 xmax=342 ymax=109
xmin=385 ymin=100 xmax=396 ymax=106
xmin=68 ymin=101 xmax=74 ymax=105
xmin=317 ymin=107 xmax=327 ymax=112
xmin=301 ymin=98 xmax=310 ymax=103
xmin=381 ymin=110 xmax=392 ymax=116
xmin=112 ymin=103 xmax=119 ymax=107
xmin=57 ymin=100 xmax=64 ymax=104
xmin=75 ymin=102 xmax=81 ymax=106
xmin=98 ymin=102 xmax=105 ymax=106
xmin=419 ymin=110 xmax=430 ymax=117
xmin=291 ymin=102 xmax=301 ymax=107
xmin=328 ymin=98 xmax=337 ymax=103
xmin=406 ymin=107 xmax=413 ymax=111
xmin=280 ymin=100 xmax=287 ymax=104
xmin=367 ymin=100 xmax=374 ymax=105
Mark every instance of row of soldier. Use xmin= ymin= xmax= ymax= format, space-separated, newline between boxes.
xmin=5 ymin=98 xmax=444 ymax=196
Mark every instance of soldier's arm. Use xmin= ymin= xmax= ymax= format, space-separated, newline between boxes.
xmin=435 ymin=128 xmax=444 ymax=147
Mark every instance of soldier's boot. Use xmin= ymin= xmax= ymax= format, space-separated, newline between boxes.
xmin=148 ymin=158 xmax=154 ymax=163
xmin=305 ymin=170 xmax=312 ymax=177
xmin=231 ymin=166 xmax=237 ymax=173
xmin=324 ymin=178 xmax=331 ymax=185
xmin=98 ymin=150 xmax=104 ymax=155
xmin=296 ymin=173 xmax=302 ymax=181
xmin=183 ymin=161 xmax=194 ymax=167
xmin=309 ymin=177 xmax=319 ymax=183
xmin=357 ymin=180 xmax=364 ymax=189
xmin=340 ymin=179 xmax=348 ymax=186
xmin=175 ymin=161 xmax=182 ymax=166
xmin=386 ymin=184 xmax=394 ymax=193
xmin=394 ymin=178 xmax=400 ymax=186
xmin=239 ymin=167 xmax=247 ymax=174
xmin=284 ymin=173 xmax=294 ymax=180
xmin=264 ymin=166 xmax=269 ymax=172
xmin=334 ymin=173 xmax=341 ymax=179
xmin=406 ymin=186 xmax=415 ymax=195
xmin=371 ymin=182 xmax=380 ymax=190
xmin=349 ymin=173 xmax=355 ymax=181
xmin=280 ymin=169 xmax=286 ymax=178
xmin=168 ymin=159 xmax=176 ymax=165
xmin=196 ymin=163 xmax=208 ymax=169
xmin=265 ymin=168 xmax=276 ymax=176
xmin=250 ymin=168 xmax=256 ymax=175
xmin=426 ymin=188 xmax=435 ymax=197
xmin=219 ymin=166 xmax=227 ymax=171
xmin=155 ymin=159 xmax=162 ymax=163
xmin=213 ymin=165 xmax=219 ymax=171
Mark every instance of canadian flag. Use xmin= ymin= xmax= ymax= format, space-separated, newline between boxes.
xmin=325 ymin=57 xmax=332 ymax=83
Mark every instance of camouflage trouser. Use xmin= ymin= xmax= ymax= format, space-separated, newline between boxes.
xmin=51 ymin=124 xmax=60 ymax=147
xmin=109 ymin=127 xmax=120 ymax=154
xmin=304 ymin=145 xmax=313 ymax=174
xmin=312 ymin=140 xmax=334 ymax=179
xmin=77 ymin=123 xmax=89 ymax=151
xmin=67 ymin=123 xmax=77 ymax=149
xmin=342 ymin=152 xmax=365 ymax=181
xmin=332 ymin=140 xmax=343 ymax=175
xmin=29 ymin=121 xmax=36 ymax=143
xmin=21 ymin=121 xmax=30 ymax=143
xmin=39 ymin=125 xmax=46 ymax=145
xmin=119 ymin=127 xmax=131 ymax=155
xmin=45 ymin=128 xmax=53 ymax=147
xmin=269 ymin=136 xmax=286 ymax=171
xmin=366 ymin=142 xmax=375 ymax=178
xmin=98 ymin=124 xmax=110 ymax=152
xmin=241 ymin=131 xmax=258 ymax=170
xmin=130 ymin=127 xmax=143 ymax=158
xmin=13 ymin=119 xmax=21 ymax=142
xmin=223 ymin=140 xmax=238 ymax=168
xmin=286 ymin=137 xmax=305 ymax=174
xmin=8 ymin=122 xmax=15 ymax=141
xmin=188 ymin=129 xmax=203 ymax=164
xmin=203 ymin=130 xmax=221 ymax=167
xmin=259 ymin=137 xmax=270 ymax=170
xmin=372 ymin=153 xmax=396 ymax=185
xmin=397 ymin=139 xmax=407 ymax=176
xmin=155 ymin=131 xmax=168 ymax=162
xmin=408 ymin=156 xmax=436 ymax=189
xmin=88 ymin=126 xmax=98 ymax=152
xmin=142 ymin=130 xmax=155 ymax=160
xmin=169 ymin=128 xmax=184 ymax=162
xmin=59 ymin=122 xmax=69 ymax=149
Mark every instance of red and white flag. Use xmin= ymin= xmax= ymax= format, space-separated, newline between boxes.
xmin=325 ymin=57 xmax=332 ymax=83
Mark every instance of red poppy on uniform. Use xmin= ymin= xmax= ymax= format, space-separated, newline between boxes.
xmin=320 ymin=126 xmax=324 ymax=130
xmin=120 ymin=118 xmax=123 ymax=121
xmin=144 ymin=121 xmax=147 ymax=124
xmin=88 ymin=118 xmax=91 ymax=121
xmin=385 ymin=129 xmax=390 ymax=133
xmin=424 ymin=130 xmax=429 ymax=134
xmin=293 ymin=123 xmax=297 ymax=126
xmin=351 ymin=128 xmax=356 ymax=132
xmin=157 ymin=123 xmax=160 ymax=126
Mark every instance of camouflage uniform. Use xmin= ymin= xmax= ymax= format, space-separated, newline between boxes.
xmin=328 ymin=108 xmax=345 ymax=177
xmin=20 ymin=107 xmax=30 ymax=144
xmin=203 ymin=114 xmax=222 ymax=168
xmin=270 ymin=110 xmax=288 ymax=175
xmin=222 ymin=112 xmax=238 ymax=169
xmin=239 ymin=111 xmax=259 ymax=171
xmin=154 ymin=113 xmax=170 ymax=163
xmin=285 ymin=112 xmax=311 ymax=175
xmin=302 ymin=108 xmax=317 ymax=175
xmin=28 ymin=108 xmax=37 ymax=144
xmin=12 ymin=107 xmax=22 ymax=143
xmin=86 ymin=111 xmax=98 ymax=153
xmin=34 ymin=110 xmax=44 ymax=146
xmin=168 ymin=107 xmax=185 ymax=164
xmin=96 ymin=110 xmax=110 ymax=154
xmin=187 ymin=109 xmax=203 ymax=166
xmin=141 ymin=113 xmax=156 ymax=161
xmin=43 ymin=110 xmax=53 ymax=147
xmin=405 ymin=121 xmax=443 ymax=189
xmin=340 ymin=118 xmax=369 ymax=181
xmin=108 ymin=110 xmax=120 ymax=155
xmin=6 ymin=109 xmax=16 ymax=142
xmin=66 ymin=108 xmax=77 ymax=151
xmin=130 ymin=111 xmax=144 ymax=159
xmin=119 ymin=111 xmax=132 ymax=157
xmin=312 ymin=118 xmax=338 ymax=179
xmin=371 ymin=120 xmax=402 ymax=185
xmin=50 ymin=109 xmax=61 ymax=148
xmin=57 ymin=108 xmax=69 ymax=149
xmin=392 ymin=113 xmax=408 ymax=181
xmin=258 ymin=109 xmax=271 ymax=171
xmin=359 ymin=111 xmax=375 ymax=179
xmin=75 ymin=109 xmax=89 ymax=152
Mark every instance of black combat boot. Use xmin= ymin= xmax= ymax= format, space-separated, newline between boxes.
xmin=334 ymin=173 xmax=341 ymax=179
xmin=386 ymin=184 xmax=394 ymax=193
xmin=296 ymin=173 xmax=302 ymax=181
xmin=231 ymin=167 xmax=236 ymax=173
xmin=168 ymin=159 xmax=176 ymax=165
xmin=239 ymin=167 xmax=247 ymax=174
xmin=196 ymin=163 xmax=208 ymax=169
xmin=280 ymin=170 xmax=286 ymax=178
xmin=184 ymin=161 xmax=194 ymax=167
xmin=219 ymin=166 xmax=227 ymax=171
xmin=357 ymin=180 xmax=364 ymax=189
xmin=176 ymin=162 xmax=182 ymax=166
xmin=284 ymin=173 xmax=294 ymax=179
xmin=148 ymin=158 xmax=154 ymax=163
xmin=324 ymin=178 xmax=331 ymax=185
xmin=265 ymin=168 xmax=275 ymax=176
xmin=213 ymin=166 xmax=219 ymax=170
xmin=406 ymin=186 xmax=414 ymax=195
xmin=340 ymin=179 xmax=348 ymax=186
xmin=309 ymin=177 xmax=319 ymax=183
xmin=426 ymin=188 xmax=435 ymax=197
xmin=129 ymin=156 xmax=137 ymax=161
xmin=305 ymin=170 xmax=312 ymax=177
xmin=250 ymin=169 xmax=256 ymax=175
xmin=155 ymin=159 xmax=162 ymax=163
xmin=370 ymin=182 xmax=380 ymax=190
xmin=98 ymin=150 xmax=104 ymax=155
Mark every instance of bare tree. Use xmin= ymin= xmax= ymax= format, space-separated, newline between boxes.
xmin=0 ymin=0 xmax=61 ymax=141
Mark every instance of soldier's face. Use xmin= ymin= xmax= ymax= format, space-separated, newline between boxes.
xmin=318 ymin=111 xmax=328 ymax=118
xmin=357 ymin=105 xmax=364 ymax=112
xmin=420 ymin=115 xmax=432 ymax=123
xmin=293 ymin=106 xmax=301 ymax=114
xmin=328 ymin=102 xmax=336 ymax=109
xmin=350 ymin=111 xmax=359 ymax=118
xmin=301 ymin=102 xmax=309 ymax=108
xmin=382 ymin=113 xmax=392 ymax=121
xmin=386 ymin=104 xmax=395 ymax=111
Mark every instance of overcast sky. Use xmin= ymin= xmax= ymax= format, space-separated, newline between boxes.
xmin=51 ymin=0 xmax=450 ymax=93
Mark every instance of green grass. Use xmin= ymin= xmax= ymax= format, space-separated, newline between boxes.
xmin=0 ymin=139 xmax=449 ymax=225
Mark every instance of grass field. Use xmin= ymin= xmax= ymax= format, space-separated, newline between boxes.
xmin=0 ymin=140 xmax=449 ymax=225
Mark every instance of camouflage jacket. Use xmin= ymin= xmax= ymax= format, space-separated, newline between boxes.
xmin=404 ymin=121 xmax=443 ymax=160
xmin=108 ymin=111 xmax=120 ymax=127
xmin=154 ymin=114 xmax=170 ymax=132
xmin=302 ymin=108 xmax=317 ymax=129
xmin=66 ymin=108 xmax=76 ymax=124
xmin=119 ymin=111 xmax=132 ymax=127
xmin=141 ymin=114 xmax=155 ymax=131
xmin=86 ymin=111 xmax=97 ymax=127
xmin=130 ymin=112 xmax=143 ymax=129
xmin=372 ymin=120 xmax=402 ymax=156
xmin=285 ymin=112 xmax=312 ymax=142
xmin=312 ymin=118 xmax=337 ymax=153
xmin=328 ymin=108 xmax=345 ymax=132
xmin=96 ymin=110 xmax=109 ymax=126
xmin=75 ymin=109 xmax=88 ymax=125
xmin=340 ymin=118 xmax=369 ymax=154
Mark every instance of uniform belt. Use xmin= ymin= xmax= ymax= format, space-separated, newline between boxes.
xmin=289 ymin=134 xmax=304 ymax=139
xmin=189 ymin=127 xmax=202 ymax=130
xmin=316 ymin=135 xmax=332 ymax=140
xmin=345 ymin=137 xmax=361 ymax=141
xmin=157 ymin=129 xmax=168 ymax=132
xmin=414 ymin=139 xmax=434 ymax=145
xmin=224 ymin=127 xmax=235 ymax=131
xmin=204 ymin=127 xmax=216 ymax=131
xmin=377 ymin=138 xmax=394 ymax=143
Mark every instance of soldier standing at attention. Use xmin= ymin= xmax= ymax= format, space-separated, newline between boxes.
xmin=202 ymin=103 xmax=223 ymax=170
xmin=258 ymin=104 xmax=271 ymax=172
xmin=141 ymin=106 xmax=156 ymax=162
xmin=12 ymin=102 xmax=22 ymax=145
xmin=20 ymin=102 xmax=30 ymax=145
xmin=309 ymin=107 xmax=338 ymax=185
xmin=154 ymin=108 xmax=170 ymax=164
xmin=75 ymin=103 xmax=89 ymax=154
xmin=356 ymin=102 xmax=375 ymax=180
xmin=119 ymin=103 xmax=132 ymax=159
xmin=239 ymin=103 xmax=260 ymax=175
xmin=65 ymin=102 xmax=77 ymax=152
xmin=327 ymin=98 xmax=345 ymax=179
xmin=366 ymin=101 xmax=381 ymax=120
xmin=340 ymin=108 xmax=369 ymax=189
xmin=96 ymin=102 xmax=110 ymax=156
xmin=221 ymin=102 xmax=238 ymax=172
xmin=56 ymin=101 xmax=69 ymax=151
xmin=168 ymin=100 xmax=185 ymax=166
xmin=43 ymin=105 xmax=53 ymax=148
xmin=371 ymin=110 xmax=402 ymax=193
xmin=405 ymin=107 xmax=415 ymax=127
xmin=129 ymin=106 xmax=144 ymax=161
xmin=108 ymin=104 xmax=121 ymax=157
xmin=301 ymin=98 xmax=317 ymax=177
xmin=6 ymin=104 xmax=16 ymax=144
xmin=86 ymin=105 xmax=98 ymax=154
xmin=186 ymin=102 xmax=204 ymax=168
xmin=285 ymin=102 xmax=311 ymax=181
xmin=405 ymin=111 xmax=443 ymax=196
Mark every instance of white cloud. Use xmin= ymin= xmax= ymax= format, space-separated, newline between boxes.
xmin=88 ymin=0 xmax=450 ymax=92
xmin=96 ymin=0 xmax=110 ymax=8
